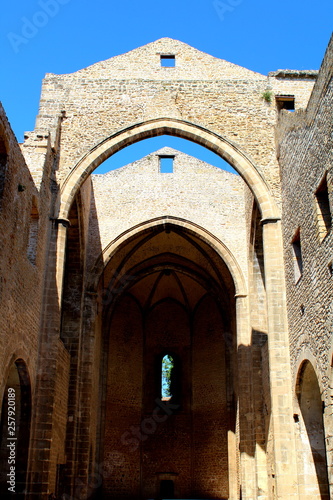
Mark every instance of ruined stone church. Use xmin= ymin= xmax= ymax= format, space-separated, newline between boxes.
xmin=0 ymin=36 xmax=332 ymax=499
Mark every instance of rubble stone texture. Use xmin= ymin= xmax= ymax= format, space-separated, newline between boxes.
xmin=0 ymin=36 xmax=332 ymax=499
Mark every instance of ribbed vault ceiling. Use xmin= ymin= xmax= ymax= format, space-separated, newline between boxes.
xmin=101 ymin=222 xmax=235 ymax=317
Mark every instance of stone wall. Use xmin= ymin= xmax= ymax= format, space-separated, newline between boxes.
xmin=90 ymin=147 xmax=248 ymax=277
xmin=0 ymin=103 xmax=52 ymax=402
xmin=0 ymin=103 xmax=58 ymax=497
xmin=31 ymin=38 xmax=315 ymax=205
xmin=277 ymin=34 xmax=333 ymax=388
xmin=0 ymin=35 xmax=331 ymax=500
xmin=277 ymin=34 xmax=333 ymax=499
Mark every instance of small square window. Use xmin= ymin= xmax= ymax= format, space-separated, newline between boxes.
xmin=160 ymin=55 xmax=175 ymax=67
xmin=276 ymin=95 xmax=295 ymax=111
xmin=159 ymin=155 xmax=174 ymax=173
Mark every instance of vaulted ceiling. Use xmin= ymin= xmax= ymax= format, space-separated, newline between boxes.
xmin=101 ymin=222 xmax=235 ymax=322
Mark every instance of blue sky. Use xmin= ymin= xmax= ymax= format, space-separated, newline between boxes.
xmin=0 ymin=0 xmax=332 ymax=173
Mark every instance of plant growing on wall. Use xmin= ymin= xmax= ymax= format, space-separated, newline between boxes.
xmin=262 ymin=89 xmax=273 ymax=103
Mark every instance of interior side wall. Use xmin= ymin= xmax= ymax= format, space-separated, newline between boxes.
xmin=192 ymin=295 xmax=229 ymax=499
xmin=142 ymin=299 xmax=191 ymax=499
xmin=102 ymin=294 xmax=143 ymax=498
xmin=102 ymin=289 xmax=233 ymax=499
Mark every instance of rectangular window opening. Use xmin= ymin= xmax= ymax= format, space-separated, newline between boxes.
xmin=276 ymin=95 xmax=295 ymax=111
xmin=328 ymin=261 xmax=333 ymax=277
xmin=27 ymin=202 xmax=39 ymax=265
xmin=315 ymin=174 xmax=331 ymax=241
xmin=159 ymin=155 xmax=174 ymax=173
xmin=160 ymin=55 xmax=175 ymax=67
xmin=292 ymin=229 xmax=303 ymax=283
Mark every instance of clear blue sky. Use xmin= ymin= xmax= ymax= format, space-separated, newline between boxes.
xmin=1 ymin=0 xmax=332 ymax=173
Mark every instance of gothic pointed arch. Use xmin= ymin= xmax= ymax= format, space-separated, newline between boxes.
xmin=89 ymin=216 xmax=247 ymax=299
xmin=0 ymin=358 xmax=32 ymax=499
xmin=295 ymin=359 xmax=329 ymax=499
xmin=58 ymin=118 xmax=279 ymax=221
xmin=97 ymin=215 xmax=239 ymax=499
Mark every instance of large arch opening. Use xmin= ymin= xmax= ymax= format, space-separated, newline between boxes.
xmin=55 ymin=118 xmax=293 ymax=498
xmin=59 ymin=118 xmax=279 ymax=221
xmin=97 ymin=221 xmax=238 ymax=499
xmin=0 ymin=359 xmax=32 ymax=499
xmin=296 ymin=360 xmax=329 ymax=499
xmin=94 ymin=134 xmax=235 ymax=175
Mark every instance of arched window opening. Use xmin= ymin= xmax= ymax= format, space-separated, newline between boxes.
xmin=0 ymin=360 xmax=31 ymax=498
xmin=27 ymin=199 xmax=39 ymax=265
xmin=296 ymin=361 xmax=329 ymax=499
xmin=315 ymin=174 xmax=332 ymax=241
xmin=161 ymin=354 xmax=175 ymax=400
xmin=292 ymin=228 xmax=303 ymax=283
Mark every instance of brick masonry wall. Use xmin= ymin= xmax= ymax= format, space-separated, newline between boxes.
xmin=102 ymin=282 xmax=231 ymax=498
xmin=48 ymin=341 xmax=70 ymax=493
xmin=192 ymin=295 xmax=229 ymax=499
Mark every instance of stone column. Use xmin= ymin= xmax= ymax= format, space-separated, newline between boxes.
xmin=236 ymin=293 xmax=257 ymax=499
xmin=323 ymin=396 xmax=333 ymax=499
xmin=55 ymin=220 xmax=70 ymax=297
xmin=262 ymin=218 xmax=299 ymax=499
xmin=26 ymin=218 xmax=69 ymax=499
xmin=70 ymin=290 xmax=100 ymax=500
xmin=228 ymin=429 xmax=238 ymax=500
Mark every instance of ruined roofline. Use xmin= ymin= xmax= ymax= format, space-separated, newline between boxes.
xmin=268 ymin=69 xmax=318 ymax=79
xmin=43 ymin=37 xmax=266 ymax=78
